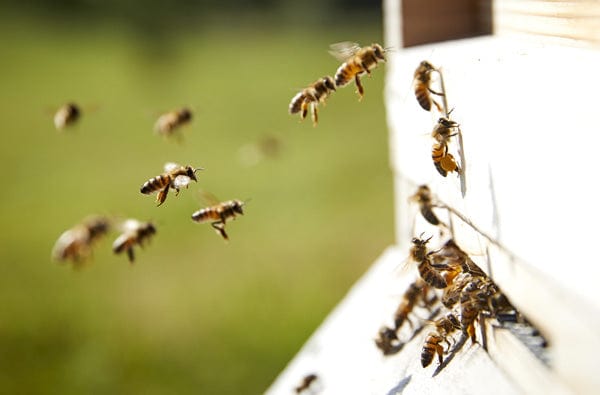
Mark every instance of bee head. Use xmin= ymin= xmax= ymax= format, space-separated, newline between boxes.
xmin=233 ymin=200 xmax=245 ymax=215
xmin=373 ymin=44 xmax=386 ymax=61
xmin=179 ymin=108 xmax=192 ymax=121
xmin=187 ymin=166 xmax=204 ymax=181
xmin=438 ymin=117 xmax=458 ymax=128
xmin=146 ymin=223 xmax=157 ymax=235
xmin=66 ymin=102 xmax=81 ymax=117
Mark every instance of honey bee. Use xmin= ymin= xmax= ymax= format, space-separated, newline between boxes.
xmin=54 ymin=102 xmax=81 ymax=130
xmin=294 ymin=373 xmax=319 ymax=394
xmin=289 ymin=76 xmax=336 ymax=126
xmin=459 ymin=279 xmax=488 ymax=342
xmin=52 ymin=216 xmax=111 ymax=265
xmin=393 ymin=278 xmax=428 ymax=330
xmin=441 ymin=274 xmax=471 ymax=309
xmin=410 ymin=185 xmax=445 ymax=227
xmin=421 ymin=313 xmax=462 ymax=367
xmin=154 ymin=107 xmax=193 ymax=138
xmin=413 ymin=61 xmax=443 ymax=112
xmin=191 ymin=199 xmax=246 ymax=240
xmin=410 ymin=236 xmax=448 ymax=289
xmin=432 ymin=142 xmax=460 ymax=177
xmin=330 ymin=42 xmax=386 ymax=99
xmin=375 ymin=326 xmax=402 ymax=355
xmin=112 ymin=219 xmax=157 ymax=263
xmin=431 ymin=117 xmax=459 ymax=144
xmin=140 ymin=162 xmax=203 ymax=206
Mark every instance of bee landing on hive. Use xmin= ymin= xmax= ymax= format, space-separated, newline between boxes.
xmin=329 ymin=42 xmax=387 ymax=100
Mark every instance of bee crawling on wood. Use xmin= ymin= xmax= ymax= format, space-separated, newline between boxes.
xmin=413 ymin=60 xmax=444 ymax=112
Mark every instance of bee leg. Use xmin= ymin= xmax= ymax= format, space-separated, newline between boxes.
xmin=436 ymin=344 xmax=444 ymax=365
xmin=354 ymin=75 xmax=364 ymax=100
xmin=157 ymin=186 xmax=169 ymax=206
xmin=211 ymin=222 xmax=229 ymax=240
xmin=300 ymin=100 xmax=309 ymax=120
xmin=127 ymin=248 xmax=135 ymax=263
xmin=428 ymin=87 xmax=444 ymax=97
xmin=311 ymin=103 xmax=318 ymax=127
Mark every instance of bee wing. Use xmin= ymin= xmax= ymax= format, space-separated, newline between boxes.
xmin=164 ymin=162 xmax=180 ymax=172
xmin=172 ymin=175 xmax=191 ymax=189
xmin=329 ymin=41 xmax=361 ymax=61
xmin=197 ymin=189 xmax=220 ymax=205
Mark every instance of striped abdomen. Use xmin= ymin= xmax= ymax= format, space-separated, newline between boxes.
xmin=334 ymin=61 xmax=363 ymax=87
xmin=418 ymin=260 xmax=448 ymax=289
xmin=415 ymin=81 xmax=433 ymax=111
xmin=141 ymin=174 xmax=172 ymax=194
xmin=289 ymin=91 xmax=309 ymax=114
xmin=421 ymin=333 xmax=444 ymax=367
xmin=191 ymin=207 xmax=221 ymax=223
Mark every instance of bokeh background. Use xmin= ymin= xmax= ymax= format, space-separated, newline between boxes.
xmin=0 ymin=1 xmax=393 ymax=393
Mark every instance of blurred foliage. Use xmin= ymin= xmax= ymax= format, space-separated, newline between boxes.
xmin=0 ymin=8 xmax=392 ymax=395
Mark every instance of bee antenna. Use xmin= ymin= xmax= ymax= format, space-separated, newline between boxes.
xmin=242 ymin=198 xmax=252 ymax=206
xmin=194 ymin=167 xmax=205 ymax=174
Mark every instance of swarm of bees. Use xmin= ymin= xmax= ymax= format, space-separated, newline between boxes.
xmin=375 ymin=185 xmax=549 ymax=373
xmin=289 ymin=42 xmax=387 ymax=126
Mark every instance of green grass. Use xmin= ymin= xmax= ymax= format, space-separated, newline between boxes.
xmin=0 ymin=17 xmax=393 ymax=394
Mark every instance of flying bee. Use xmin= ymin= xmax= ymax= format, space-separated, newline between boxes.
xmin=191 ymin=199 xmax=246 ymax=241
xmin=54 ymin=102 xmax=81 ymax=130
xmin=410 ymin=236 xmax=449 ymax=289
xmin=294 ymin=373 xmax=319 ymax=394
xmin=432 ymin=142 xmax=460 ymax=177
xmin=421 ymin=313 xmax=462 ymax=368
xmin=112 ymin=219 xmax=156 ymax=263
xmin=410 ymin=185 xmax=445 ymax=227
xmin=413 ymin=61 xmax=443 ymax=112
xmin=52 ymin=216 xmax=111 ymax=265
xmin=154 ymin=107 xmax=193 ymax=139
xmin=289 ymin=76 xmax=336 ymax=126
xmin=140 ymin=162 xmax=203 ymax=206
xmin=330 ymin=42 xmax=386 ymax=99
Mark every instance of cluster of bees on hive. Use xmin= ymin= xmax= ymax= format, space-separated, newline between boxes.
xmin=371 ymin=61 xmax=549 ymax=374
xmin=290 ymin=58 xmax=549 ymax=392
xmin=51 ymin=41 xmax=386 ymax=269
xmin=51 ymin=105 xmax=247 ymax=267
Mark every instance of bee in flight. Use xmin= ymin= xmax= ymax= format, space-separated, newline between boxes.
xmin=52 ymin=215 xmax=111 ymax=266
xmin=329 ymin=42 xmax=386 ymax=99
xmin=154 ymin=107 xmax=193 ymax=139
xmin=140 ymin=162 xmax=203 ymax=206
xmin=54 ymin=102 xmax=81 ymax=131
xmin=413 ymin=61 xmax=443 ymax=112
xmin=112 ymin=219 xmax=157 ymax=263
xmin=289 ymin=76 xmax=336 ymax=126
xmin=191 ymin=199 xmax=246 ymax=241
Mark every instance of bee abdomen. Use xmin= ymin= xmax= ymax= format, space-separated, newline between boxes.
xmin=334 ymin=63 xmax=353 ymax=87
xmin=415 ymin=86 xmax=432 ymax=111
xmin=419 ymin=261 xmax=448 ymax=288
xmin=191 ymin=208 xmax=219 ymax=223
xmin=421 ymin=333 xmax=442 ymax=367
xmin=421 ymin=207 xmax=440 ymax=226
xmin=289 ymin=92 xmax=306 ymax=114
xmin=141 ymin=175 xmax=171 ymax=194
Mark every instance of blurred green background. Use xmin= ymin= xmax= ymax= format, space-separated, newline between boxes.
xmin=0 ymin=1 xmax=393 ymax=393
